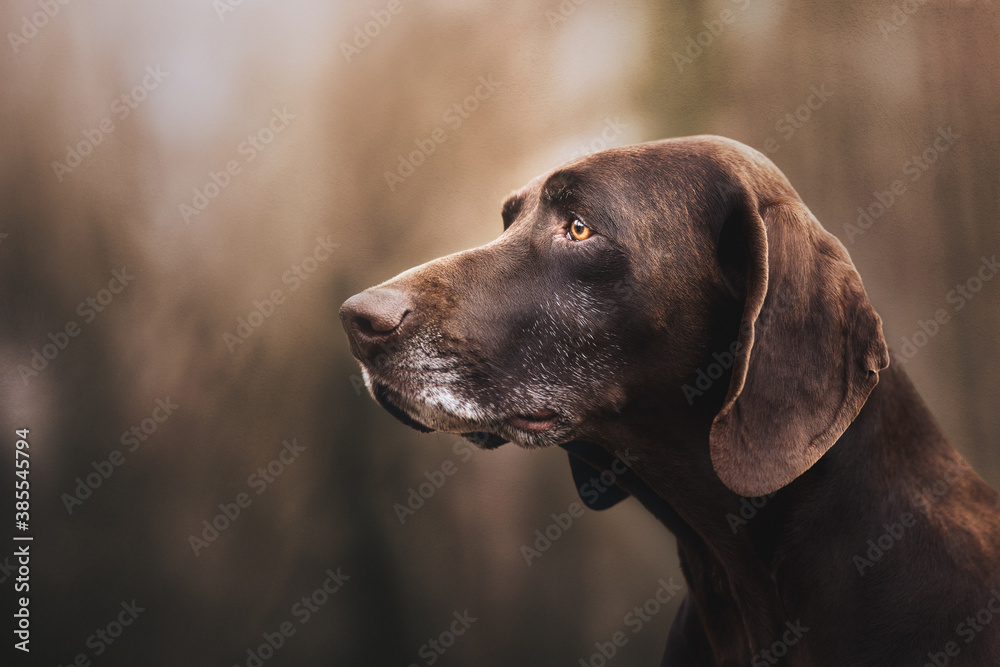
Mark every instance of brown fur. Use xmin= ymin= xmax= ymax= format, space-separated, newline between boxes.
xmin=341 ymin=136 xmax=1000 ymax=666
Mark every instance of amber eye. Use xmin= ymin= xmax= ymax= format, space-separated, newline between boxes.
xmin=568 ymin=218 xmax=593 ymax=241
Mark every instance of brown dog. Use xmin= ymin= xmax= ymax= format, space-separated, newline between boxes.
xmin=340 ymin=136 xmax=1000 ymax=666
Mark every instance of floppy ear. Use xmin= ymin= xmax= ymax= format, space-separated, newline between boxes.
xmin=710 ymin=199 xmax=890 ymax=497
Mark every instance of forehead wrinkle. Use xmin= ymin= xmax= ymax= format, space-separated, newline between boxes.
xmin=513 ymin=141 xmax=729 ymax=258
xmin=548 ymin=158 xmax=712 ymax=295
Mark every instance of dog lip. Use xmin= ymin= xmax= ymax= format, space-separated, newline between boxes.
xmin=372 ymin=383 xmax=434 ymax=433
xmin=370 ymin=371 xmax=560 ymax=439
xmin=509 ymin=409 xmax=559 ymax=433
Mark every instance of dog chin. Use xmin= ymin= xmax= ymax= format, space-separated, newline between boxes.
xmin=369 ymin=377 xmax=494 ymax=438
xmin=372 ymin=383 xmax=435 ymax=433
xmin=367 ymin=372 xmax=570 ymax=449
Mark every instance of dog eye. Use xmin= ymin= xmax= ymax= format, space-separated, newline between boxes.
xmin=567 ymin=218 xmax=593 ymax=241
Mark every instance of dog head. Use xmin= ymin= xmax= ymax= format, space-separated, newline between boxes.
xmin=341 ymin=136 xmax=889 ymax=496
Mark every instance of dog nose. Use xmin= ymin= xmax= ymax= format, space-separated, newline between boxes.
xmin=339 ymin=288 xmax=414 ymax=361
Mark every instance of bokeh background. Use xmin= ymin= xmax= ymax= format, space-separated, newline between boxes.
xmin=1 ymin=0 xmax=998 ymax=664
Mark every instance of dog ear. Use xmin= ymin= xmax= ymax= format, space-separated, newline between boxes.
xmin=709 ymin=199 xmax=890 ymax=497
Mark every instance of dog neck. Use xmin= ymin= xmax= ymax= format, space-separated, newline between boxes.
xmin=592 ymin=358 xmax=998 ymax=664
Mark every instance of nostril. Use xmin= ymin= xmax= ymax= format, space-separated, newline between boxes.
xmin=355 ymin=316 xmax=377 ymax=336
xmin=364 ymin=309 xmax=408 ymax=335
xmin=339 ymin=289 xmax=414 ymax=354
xmin=354 ymin=310 xmax=407 ymax=337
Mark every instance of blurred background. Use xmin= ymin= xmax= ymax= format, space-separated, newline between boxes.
xmin=0 ymin=0 xmax=998 ymax=664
